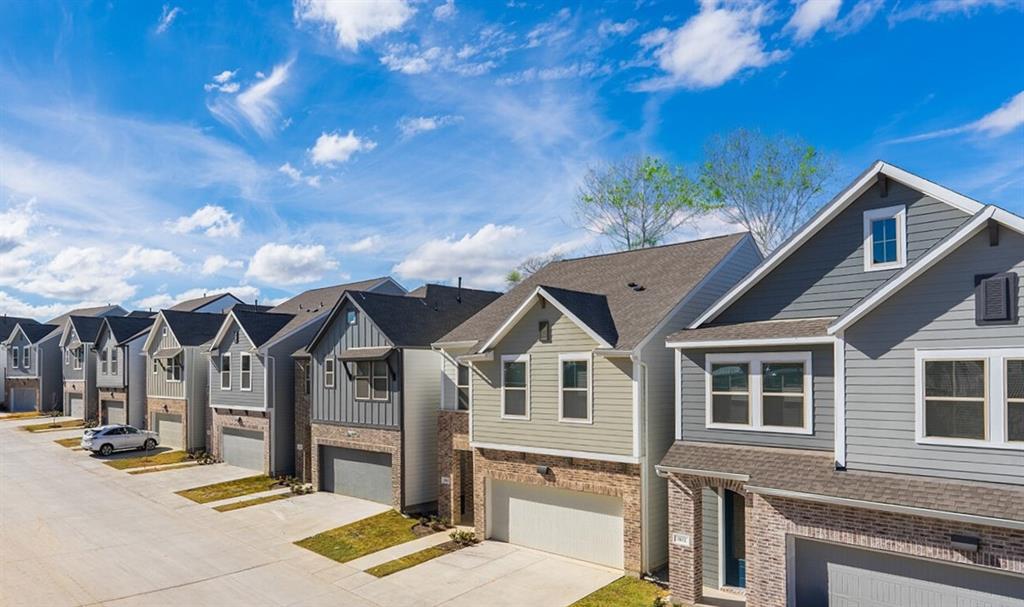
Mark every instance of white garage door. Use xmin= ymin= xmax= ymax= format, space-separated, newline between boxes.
xmin=222 ymin=428 xmax=265 ymax=471
xmin=10 ymin=388 xmax=36 ymax=412
xmin=68 ymin=394 xmax=84 ymax=419
xmin=103 ymin=400 xmax=126 ymax=426
xmin=155 ymin=413 xmax=183 ymax=450
xmin=488 ymin=480 xmax=624 ymax=569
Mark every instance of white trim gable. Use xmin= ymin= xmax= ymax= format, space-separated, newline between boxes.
xmin=689 ymin=162 xmax=984 ymax=330
xmin=209 ymin=312 xmax=258 ymax=354
xmin=141 ymin=313 xmax=178 ymax=353
xmin=479 ymin=286 xmax=613 ymax=352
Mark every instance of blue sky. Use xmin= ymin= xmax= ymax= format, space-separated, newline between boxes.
xmin=1 ymin=0 xmax=1022 ymax=319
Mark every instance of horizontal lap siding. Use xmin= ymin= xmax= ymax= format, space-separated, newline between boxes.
xmin=95 ymin=331 xmax=125 ymax=389
xmin=717 ymin=182 xmax=969 ymax=323
xmin=845 ymin=229 xmax=1024 ymax=485
xmin=6 ymin=333 xmax=36 ymax=377
xmin=62 ymin=327 xmax=85 ymax=381
xmin=310 ymin=301 xmax=401 ymax=428
xmin=471 ymin=304 xmax=634 ymax=456
xmin=147 ymin=323 xmax=184 ymax=399
xmin=680 ymin=345 xmax=834 ymax=450
xmin=209 ymin=324 xmax=265 ymax=409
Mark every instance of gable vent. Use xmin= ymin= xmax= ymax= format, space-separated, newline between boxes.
xmin=975 ymin=272 xmax=1018 ymax=325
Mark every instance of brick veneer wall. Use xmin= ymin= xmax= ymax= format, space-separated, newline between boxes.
xmin=210 ymin=407 xmax=271 ymax=473
xmin=146 ymin=397 xmax=187 ymax=448
xmin=63 ymin=380 xmax=96 ymax=422
xmin=437 ymin=410 xmax=470 ymax=524
xmin=5 ymin=378 xmax=42 ymax=413
xmin=97 ymin=388 xmax=127 ymax=425
xmin=473 ymin=447 xmax=644 ymax=573
xmin=294 ymin=359 xmax=312 ymax=482
xmin=310 ymin=421 xmax=403 ymax=510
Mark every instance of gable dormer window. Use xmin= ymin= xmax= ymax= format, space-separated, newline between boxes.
xmin=863 ymin=205 xmax=907 ymax=271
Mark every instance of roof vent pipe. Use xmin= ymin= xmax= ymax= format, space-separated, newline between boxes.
xmin=457 ymin=277 xmax=462 ymax=303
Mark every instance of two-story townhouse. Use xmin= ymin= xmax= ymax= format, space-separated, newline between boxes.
xmin=0 ymin=315 xmax=38 ymax=410
xmin=94 ymin=315 xmax=156 ymax=426
xmin=432 ymin=234 xmax=762 ymax=574
xmin=3 ymin=322 xmax=60 ymax=412
xmin=60 ymin=316 xmax=111 ymax=421
xmin=659 ymin=162 xmax=1024 ymax=606
xmin=206 ymin=277 xmax=406 ymax=475
xmin=299 ymin=284 xmax=500 ymax=513
xmin=143 ymin=311 xmax=225 ymax=451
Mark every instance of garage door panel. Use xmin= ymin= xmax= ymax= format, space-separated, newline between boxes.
xmin=69 ymin=394 xmax=84 ymax=419
xmin=11 ymin=388 xmax=36 ymax=412
xmin=488 ymin=480 xmax=623 ymax=569
xmin=155 ymin=413 xmax=183 ymax=450
xmin=103 ymin=400 xmax=126 ymax=426
xmin=320 ymin=446 xmax=392 ymax=504
xmin=222 ymin=428 xmax=265 ymax=471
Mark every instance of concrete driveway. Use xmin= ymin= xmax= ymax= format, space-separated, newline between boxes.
xmin=0 ymin=422 xmax=618 ymax=607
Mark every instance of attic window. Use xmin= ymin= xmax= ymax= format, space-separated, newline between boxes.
xmin=346 ymin=310 xmax=358 ymax=326
xmin=538 ymin=320 xmax=551 ymax=343
xmin=976 ymin=273 xmax=1019 ymax=325
xmin=863 ymin=205 xmax=907 ymax=272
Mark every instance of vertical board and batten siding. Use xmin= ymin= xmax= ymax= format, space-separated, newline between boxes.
xmin=403 ymin=348 xmax=443 ymax=508
xmin=185 ymin=346 xmax=210 ymax=448
xmin=62 ymin=328 xmax=85 ymax=381
xmin=702 ymin=487 xmax=720 ymax=588
xmin=310 ymin=300 xmax=402 ymax=428
xmin=146 ymin=323 xmax=185 ymax=399
xmin=844 ymin=228 xmax=1024 ymax=485
xmin=208 ymin=323 xmax=266 ymax=409
xmin=640 ymin=236 xmax=763 ymax=571
xmin=95 ymin=330 xmax=126 ymax=389
xmin=471 ymin=302 xmax=634 ymax=456
xmin=679 ymin=344 xmax=834 ymax=450
xmin=717 ymin=181 xmax=970 ymax=323
xmin=6 ymin=331 xmax=35 ymax=377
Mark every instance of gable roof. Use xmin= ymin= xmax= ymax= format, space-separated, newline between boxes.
xmin=10 ymin=322 xmax=59 ymax=344
xmin=126 ymin=310 xmax=157 ymax=318
xmin=64 ymin=316 xmax=106 ymax=346
xmin=438 ymin=233 xmax=752 ymax=353
xmin=308 ymin=284 xmax=502 ymax=351
xmin=688 ymin=161 xmax=985 ymax=330
xmin=160 ymin=310 xmax=227 ymax=346
xmin=45 ymin=304 xmax=126 ymax=327
xmin=829 ymin=205 xmax=1024 ymax=334
xmin=225 ymin=310 xmax=296 ymax=349
xmin=168 ymin=292 xmax=242 ymax=312
xmin=101 ymin=315 xmax=156 ymax=345
xmin=479 ymin=286 xmax=617 ymax=351
xmin=0 ymin=315 xmax=37 ymax=342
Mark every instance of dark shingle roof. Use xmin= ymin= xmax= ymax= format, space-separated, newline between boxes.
xmin=666 ymin=317 xmax=834 ymax=344
xmin=162 ymin=310 xmax=226 ymax=346
xmin=660 ymin=441 xmax=1024 ymax=524
xmin=45 ymin=304 xmax=124 ymax=326
xmin=127 ymin=310 xmax=157 ymax=318
xmin=18 ymin=323 xmax=60 ymax=343
xmin=232 ymin=310 xmax=296 ymax=348
xmin=439 ymin=233 xmax=750 ymax=352
xmin=103 ymin=316 xmax=156 ymax=344
xmin=168 ymin=292 xmax=241 ymax=312
xmin=0 ymin=316 xmax=37 ymax=341
xmin=538 ymin=285 xmax=618 ymax=346
xmin=265 ymin=277 xmax=402 ymax=345
xmin=67 ymin=316 xmax=106 ymax=344
xmin=345 ymin=284 xmax=502 ymax=348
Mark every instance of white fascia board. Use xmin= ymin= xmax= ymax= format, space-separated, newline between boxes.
xmin=828 ymin=207 xmax=998 ymax=334
xmin=666 ymin=336 xmax=835 ymax=349
xmin=140 ymin=313 xmax=168 ymax=352
xmin=208 ymin=311 xmax=242 ymax=353
xmin=479 ymin=286 xmax=613 ymax=352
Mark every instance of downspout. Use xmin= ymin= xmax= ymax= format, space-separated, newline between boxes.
xmin=631 ymin=349 xmax=649 ymax=573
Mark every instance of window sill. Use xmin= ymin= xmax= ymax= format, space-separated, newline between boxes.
xmin=558 ymin=417 xmax=593 ymax=425
xmin=864 ymin=260 xmax=906 ymax=272
xmin=916 ymin=436 xmax=1023 ymax=451
xmin=499 ymin=414 xmax=530 ymax=421
xmin=706 ymin=423 xmax=813 ymax=435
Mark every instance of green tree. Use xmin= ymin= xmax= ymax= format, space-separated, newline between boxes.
xmin=574 ymin=156 xmax=712 ymax=251
xmin=700 ymin=129 xmax=836 ymax=252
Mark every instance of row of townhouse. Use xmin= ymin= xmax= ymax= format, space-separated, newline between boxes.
xmin=0 ymin=161 xmax=1021 ymax=605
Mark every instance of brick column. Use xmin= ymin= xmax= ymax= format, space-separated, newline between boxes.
xmin=668 ymin=476 xmax=703 ymax=606
xmin=294 ymin=359 xmax=312 ymax=482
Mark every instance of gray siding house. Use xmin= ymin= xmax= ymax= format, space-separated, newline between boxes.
xmin=433 ymin=233 xmax=762 ymax=574
xmin=301 ymin=283 xmax=500 ymax=513
xmin=94 ymin=315 xmax=155 ymax=426
xmin=0 ymin=315 xmax=38 ymax=409
xmin=3 ymin=322 xmax=60 ymax=412
xmin=60 ymin=316 xmax=108 ymax=421
xmin=206 ymin=277 xmax=405 ymax=475
xmin=659 ymin=162 xmax=1024 ymax=606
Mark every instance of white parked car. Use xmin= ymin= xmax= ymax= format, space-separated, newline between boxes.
xmin=81 ymin=425 xmax=160 ymax=456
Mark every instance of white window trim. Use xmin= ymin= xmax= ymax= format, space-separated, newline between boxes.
xmin=705 ymin=351 xmax=814 ymax=435
xmin=455 ymin=362 xmax=471 ymax=411
xmin=12 ymin=346 xmax=19 ymax=369
xmin=862 ymin=204 xmax=907 ymax=272
xmin=101 ymin=348 xmax=109 ymax=374
xmin=166 ymin=355 xmax=182 ymax=383
xmin=110 ymin=348 xmax=118 ymax=375
xmin=558 ymin=352 xmax=593 ymax=424
xmin=220 ymin=353 xmax=231 ymax=390
xmin=914 ymin=348 xmax=1024 ymax=450
xmin=73 ymin=347 xmax=83 ymax=370
xmin=1008 ymin=358 xmax=1024 ymax=445
xmin=239 ymin=353 xmax=252 ymax=391
xmin=324 ymin=358 xmax=336 ymax=389
xmin=500 ymin=354 xmax=530 ymax=420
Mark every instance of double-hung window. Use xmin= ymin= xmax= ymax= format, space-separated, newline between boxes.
xmin=355 ymin=361 xmax=388 ymax=400
xmin=863 ymin=205 xmax=907 ymax=271
xmin=220 ymin=353 xmax=231 ymax=390
xmin=166 ymin=354 xmax=182 ymax=382
xmin=559 ymin=353 xmax=591 ymax=423
xmin=11 ymin=346 xmax=19 ymax=369
xmin=706 ymin=352 xmax=812 ymax=434
xmin=456 ymin=363 xmax=470 ymax=411
xmin=101 ymin=348 xmax=109 ymax=374
xmin=324 ymin=358 xmax=335 ymax=389
xmin=501 ymin=354 xmax=529 ymax=419
xmin=916 ymin=349 xmax=1023 ymax=448
xmin=74 ymin=347 xmax=83 ymax=370
xmin=112 ymin=348 xmax=119 ymax=374
xmin=240 ymin=353 xmax=252 ymax=391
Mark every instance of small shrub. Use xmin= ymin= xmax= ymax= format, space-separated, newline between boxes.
xmin=448 ymin=530 xmax=478 ymax=546
xmin=188 ymin=449 xmax=217 ymax=465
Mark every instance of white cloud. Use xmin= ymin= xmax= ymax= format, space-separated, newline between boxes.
xmin=381 ymin=43 xmax=499 ymax=76
xmin=830 ymin=0 xmax=884 ymax=36
xmin=293 ymin=0 xmax=415 ymax=51
xmin=396 ymin=114 xmax=462 ymax=138
xmin=308 ymin=131 xmax=377 ymax=166
xmin=0 ymin=200 xmax=35 ymax=252
xmin=168 ymin=204 xmax=243 ymax=238
xmin=889 ymin=0 xmax=1019 ymax=24
xmin=213 ymin=69 xmax=236 ymax=84
xmin=208 ymin=60 xmax=293 ymax=139
xmin=155 ymin=4 xmax=182 ymax=34
xmin=246 ymin=243 xmax=339 ymax=285
xmin=434 ymin=0 xmax=457 ymax=20
xmin=204 ymin=69 xmax=240 ymax=93
xmin=598 ymin=18 xmax=639 ymax=37
xmin=636 ymin=0 xmax=788 ymax=91
xmin=496 ymin=62 xmax=612 ymax=86
xmin=122 ymin=246 xmax=184 ymax=274
xmin=392 ymin=224 xmax=525 ymax=289
xmin=0 ymin=291 xmax=81 ymax=321
xmin=785 ymin=0 xmax=842 ymax=42
xmin=278 ymin=162 xmax=322 ymax=187
xmin=201 ymin=254 xmax=244 ymax=275
xmin=341 ymin=235 xmax=384 ymax=253
xmin=526 ymin=7 xmax=573 ymax=48
xmin=889 ymin=90 xmax=1024 ymax=144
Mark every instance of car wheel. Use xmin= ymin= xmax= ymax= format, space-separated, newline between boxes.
xmin=144 ymin=438 xmax=156 ymax=451
xmin=99 ymin=443 xmax=113 ymax=456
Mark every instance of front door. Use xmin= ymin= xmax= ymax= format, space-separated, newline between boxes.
xmin=724 ymin=490 xmax=746 ymax=588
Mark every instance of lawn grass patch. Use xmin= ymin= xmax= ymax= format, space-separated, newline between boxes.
xmin=21 ymin=420 xmax=84 ymax=432
xmin=104 ymin=450 xmax=190 ymax=470
xmin=127 ymin=462 xmax=199 ymax=475
xmin=213 ymin=493 xmax=292 ymax=512
xmin=1 ymin=411 xmax=44 ymax=421
xmin=175 ymin=475 xmax=278 ymax=503
xmin=295 ymin=510 xmax=426 ymax=563
xmin=570 ymin=577 xmax=667 ymax=607
xmin=366 ymin=540 xmax=464 ymax=577
xmin=53 ymin=437 xmax=80 ymax=448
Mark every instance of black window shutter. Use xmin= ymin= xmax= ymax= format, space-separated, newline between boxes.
xmin=976 ymin=272 xmax=1019 ymax=325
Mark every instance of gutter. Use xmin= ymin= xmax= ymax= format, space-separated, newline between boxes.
xmin=654 ymin=464 xmax=751 ymax=482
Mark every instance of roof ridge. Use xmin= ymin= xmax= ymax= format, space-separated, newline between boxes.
xmin=550 ymin=232 xmax=745 ymax=264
